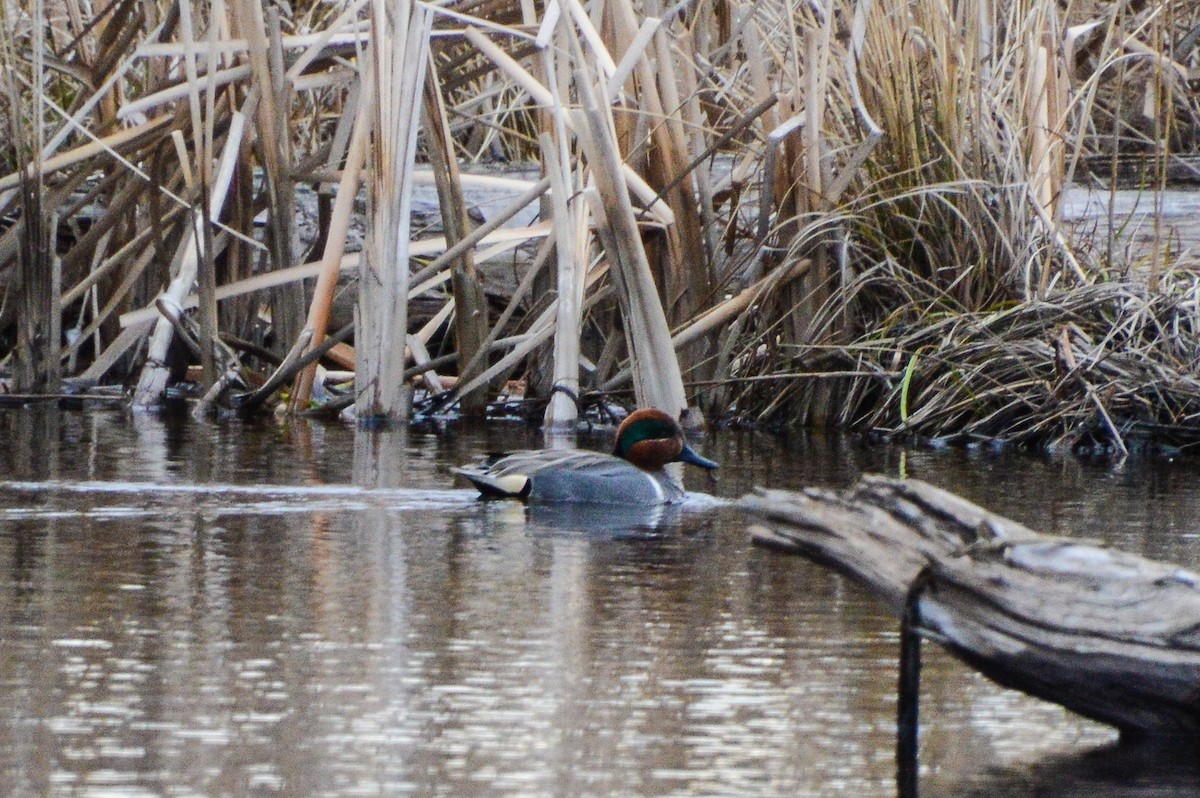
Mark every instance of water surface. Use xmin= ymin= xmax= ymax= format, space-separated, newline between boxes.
xmin=2 ymin=407 xmax=1199 ymax=797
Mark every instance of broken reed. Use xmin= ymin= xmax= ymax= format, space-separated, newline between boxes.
xmin=0 ymin=0 xmax=1196 ymax=442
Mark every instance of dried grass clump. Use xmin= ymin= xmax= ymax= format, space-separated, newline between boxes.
xmin=849 ymin=0 xmax=1089 ymax=298
xmin=709 ymin=0 xmax=1200 ymax=446
xmin=725 ymin=266 xmax=1200 ymax=453
xmin=844 ymin=274 xmax=1200 ymax=453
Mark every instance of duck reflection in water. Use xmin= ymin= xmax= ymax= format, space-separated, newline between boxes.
xmin=525 ymin=500 xmax=685 ymax=538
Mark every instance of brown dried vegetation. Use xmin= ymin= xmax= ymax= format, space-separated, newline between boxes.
xmin=0 ymin=0 xmax=1197 ymax=448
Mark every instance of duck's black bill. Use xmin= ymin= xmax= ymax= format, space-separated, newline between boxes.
xmin=676 ymin=443 xmax=719 ymax=470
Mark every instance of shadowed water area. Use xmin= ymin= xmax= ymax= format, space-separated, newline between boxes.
xmin=3 ymin=407 xmax=1200 ymax=796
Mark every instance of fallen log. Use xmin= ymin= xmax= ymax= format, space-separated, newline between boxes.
xmin=740 ymin=476 xmax=1200 ymax=740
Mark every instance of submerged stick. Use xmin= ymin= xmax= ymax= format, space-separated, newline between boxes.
xmin=897 ymin=569 xmax=930 ymax=798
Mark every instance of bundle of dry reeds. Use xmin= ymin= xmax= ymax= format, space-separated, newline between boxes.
xmin=0 ymin=0 xmax=1196 ymax=447
xmin=739 ymin=274 xmax=1200 ymax=452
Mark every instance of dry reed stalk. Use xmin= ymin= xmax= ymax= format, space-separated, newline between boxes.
xmin=406 ymin=333 xmax=444 ymax=394
xmin=9 ymin=0 xmax=56 ymax=393
xmin=603 ymin=16 xmax=659 ymax=105
xmin=63 ymin=246 xmax=157 ymax=360
xmin=194 ymin=0 xmax=226 ymax=387
xmin=414 ymin=295 xmax=455 ymax=345
xmin=132 ymin=100 xmax=244 ymax=406
xmin=405 ymin=176 xmax=550 ymax=287
xmin=129 ymin=211 xmax=202 ymax=406
xmin=80 ymin=320 xmax=154 ymax=382
xmin=237 ymin=1 xmax=304 ymax=362
xmin=749 ymin=272 xmax=1200 ymax=450
xmin=609 ymin=3 xmax=700 ymax=326
xmin=118 ymin=65 xmax=253 ymax=122
xmin=457 ymin=233 xmax=554 ymax=388
xmin=450 ymin=267 xmax=612 ymax=403
xmin=571 ymin=37 xmax=691 ymax=413
xmin=646 ymin=23 xmax=713 ymax=325
xmin=0 ymin=115 xmax=175 ymax=193
xmin=451 ymin=320 xmax=555 ymax=404
xmin=220 ymin=98 xmax=258 ymax=337
xmin=463 ymin=27 xmax=553 ymax=105
xmin=422 ymin=57 xmax=489 ymax=415
xmin=578 ymin=171 xmax=686 ymax=414
xmin=598 ymin=257 xmax=813 ymax=393
xmin=289 ymin=82 xmax=372 ymax=411
xmin=286 ymin=0 xmax=372 ymax=83
xmin=56 ymin=169 xmax=152 ymax=277
xmin=531 ymin=2 xmax=587 ymax=426
xmin=540 ymin=129 xmax=584 ymax=428
xmin=65 ymin=228 xmax=111 ymax=374
xmin=33 ymin=19 xmax=155 ymax=162
xmin=356 ymin=0 xmax=431 ymax=422
xmin=675 ymin=29 xmax=719 ymax=268
xmin=117 ymin=224 xmax=548 ymax=329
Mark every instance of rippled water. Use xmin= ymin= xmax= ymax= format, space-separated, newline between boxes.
xmin=2 ymin=406 xmax=1200 ymax=797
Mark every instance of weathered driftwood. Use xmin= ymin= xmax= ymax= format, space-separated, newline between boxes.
xmin=741 ymin=476 xmax=1200 ymax=739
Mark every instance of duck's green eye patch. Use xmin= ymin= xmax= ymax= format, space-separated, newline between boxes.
xmin=615 ymin=419 xmax=677 ymax=455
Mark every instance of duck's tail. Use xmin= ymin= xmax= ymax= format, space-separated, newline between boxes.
xmin=453 ymin=467 xmax=532 ymax=499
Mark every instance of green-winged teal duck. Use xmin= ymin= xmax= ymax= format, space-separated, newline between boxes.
xmin=455 ymin=408 xmax=718 ymax=505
